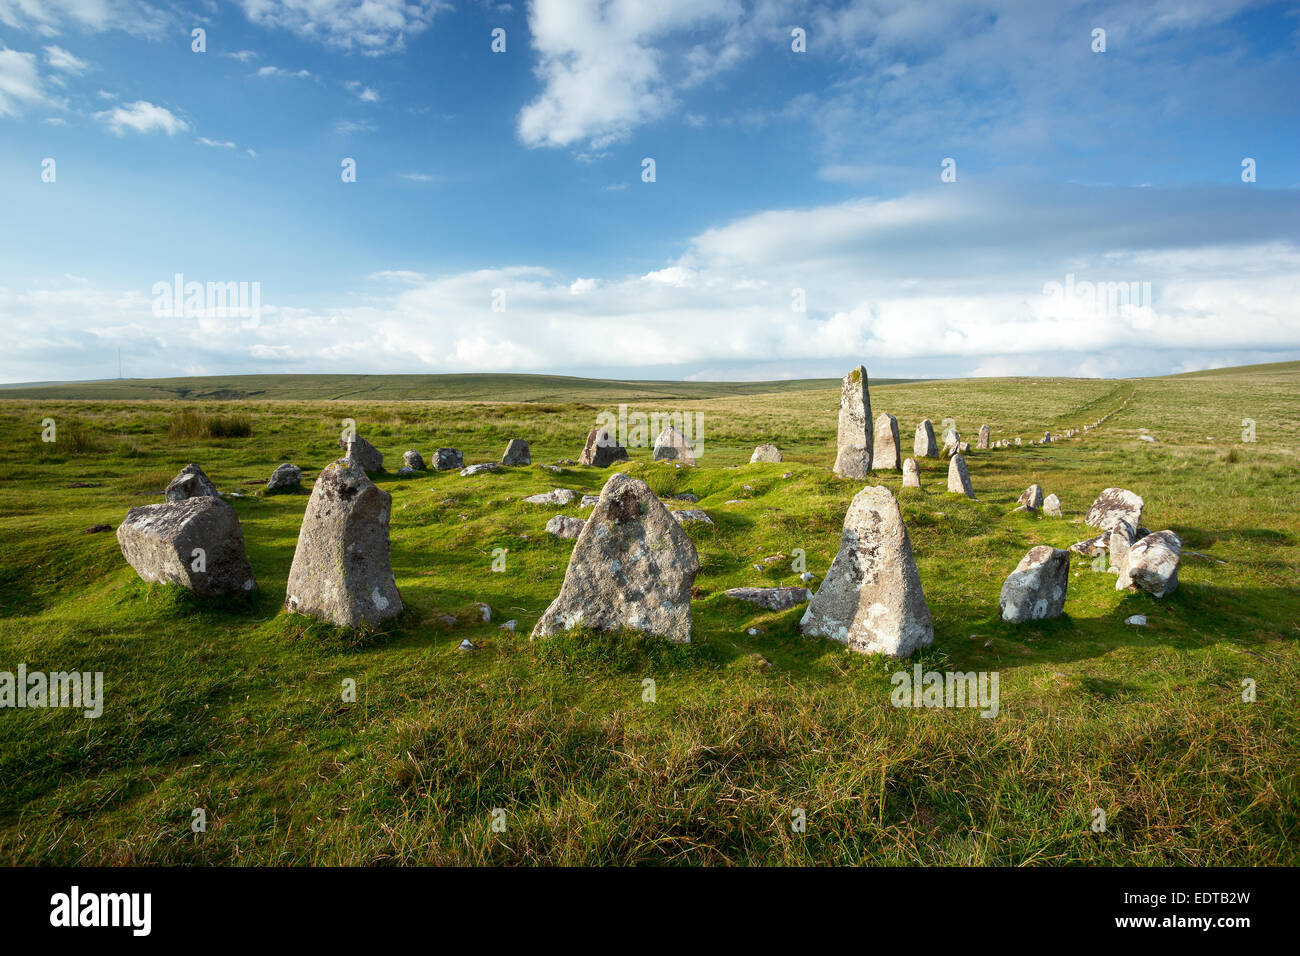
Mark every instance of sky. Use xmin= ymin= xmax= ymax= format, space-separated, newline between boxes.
xmin=1 ymin=0 xmax=1298 ymax=384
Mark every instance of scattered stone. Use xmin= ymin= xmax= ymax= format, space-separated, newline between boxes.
xmin=476 ymin=602 xmax=491 ymax=623
xmin=946 ymin=453 xmax=974 ymax=498
xmin=800 ymin=571 xmax=815 ymax=582
xmin=941 ymin=425 xmax=960 ymax=447
xmin=914 ymin=419 xmax=939 ymax=458
xmin=460 ymin=463 xmax=502 ymax=477
xmin=782 ymin=471 xmax=793 ymax=479
xmin=284 ymin=458 xmax=402 ymax=627
xmin=800 ymin=485 xmax=933 ymax=657
xmin=165 ymin=463 xmax=219 ymax=502
xmin=500 ymin=620 xmax=518 ymax=632
xmin=1138 ymin=434 xmax=1157 ymax=443
xmin=539 ymin=464 xmax=563 ymax=473
xmin=1043 ymin=493 xmax=1062 ymax=517
xmin=671 ymin=509 xmax=714 ymax=526
xmin=833 ymin=364 xmax=873 ymax=478
xmin=533 ymin=473 xmax=699 ymax=642
xmin=670 ymin=492 xmax=699 ymax=503
xmin=118 ymin=496 xmax=256 ymax=596
xmin=1117 ymin=530 xmax=1181 ymax=597
xmin=579 ymin=427 xmax=630 ymax=467
xmin=555 ymin=458 xmax=578 ymax=466
xmin=501 ymin=439 xmax=531 ymax=466
xmin=83 ymin=523 xmax=113 ymax=534
xmin=436 ymin=613 xmax=457 ymax=626
xmin=403 ymin=450 xmax=425 ymax=471
xmin=1108 ymin=518 xmax=1137 ymax=576
xmin=999 ymin=546 xmax=1069 ymax=623
xmin=1070 ymin=533 xmax=1111 ymax=557
xmin=524 ymin=488 xmax=578 ymax=506
xmin=1125 ymin=614 xmax=1147 ymax=626
xmin=458 ymin=639 xmax=475 ymax=651
xmin=339 ymin=434 xmax=383 ymax=474
xmin=433 ymin=448 xmax=464 ymax=471
xmin=545 ymin=515 xmax=587 ymax=539
xmin=266 ymin=462 xmax=302 ymax=492
xmin=873 ymin=412 xmax=902 ymax=470
xmin=1085 ymin=488 xmax=1144 ymax=531
xmin=977 ymin=424 xmax=991 ymax=449
xmin=579 ymin=494 xmax=600 ymax=508
xmin=724 ymin=586 xmax=812 ymax=611
xmin=750 ymin=442 xmax=782 ymax=463
xmin=66 ymin=482 xmax=104 ymax=488
xmin=902 ymin=457 xmax=921 ymax=488
xmin=1015 ymin=484 xmax=1044 ymax=513
xmin=652 ymin=426 xmax=695 ymax=464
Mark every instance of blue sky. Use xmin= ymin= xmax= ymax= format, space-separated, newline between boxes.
xmin=1 ymin=0 xmax=1298 ymax=383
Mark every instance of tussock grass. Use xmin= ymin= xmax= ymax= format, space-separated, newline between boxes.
xmin=169 ymin=409 xmax=254 ymax=440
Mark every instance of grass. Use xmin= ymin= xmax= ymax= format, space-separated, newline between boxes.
xmin=0 ymin=364 xmax=1297 ymax=865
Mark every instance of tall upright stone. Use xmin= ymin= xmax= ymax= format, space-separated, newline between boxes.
xmin=532 ymin=473 xmax=698 ymax=642
xmin=999 ymin=546 xmax=1069 ymax=623
xmin=285 ymin=458 xmax=403 ymax=627
xmin=833 ymin=365 xmax=872 ymax=478
xmin=873 ymin=412 xmax=901 ymax=470
xmin=947 ymin=453 xmax=974 ymax=498
xmin=800 ymin=486 xmax=933 ymax=657
xmin=652 ymin=426 xmax=695 ymax=465
xmin=579 ymin=427 xmax=630 ymax=467
xmin=902 ymin=458 xmax=921 ymax=489
xmin=914 ymin=420 xmax=939 ymax=458
xmin=977 ymin=424 xmax=991 ymax=449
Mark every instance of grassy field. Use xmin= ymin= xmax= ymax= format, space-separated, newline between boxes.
xmin=0 ymin=364 xmax=1297 ymax=865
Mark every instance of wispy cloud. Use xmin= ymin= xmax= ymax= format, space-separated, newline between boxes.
xmin=43 ymin=45 xmax=90 ymax=75
xmin=94 ymin=100 xmax=189 ymax=136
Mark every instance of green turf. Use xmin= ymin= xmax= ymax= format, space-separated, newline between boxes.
xmin=0 ymin=365 xmax=1296 ymax=864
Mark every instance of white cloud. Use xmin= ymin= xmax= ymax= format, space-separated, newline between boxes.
xmin=0 ymin=46 xmax=48 ymax=116
xmin=334 ymin=119 xmax=375 ymax=135
xmin=41 ymin=116 xmax=66 ymax=125
xmin=223 ymin=49 xmax=259 ymax=62
xmin=255 ymin=65 xmax=312 ymax=79
xmin=346 ymin=80 xmax=379 ymax=102
xmin=238 ymin=0 xmax=448 ymax=54
xmin=196 ymin=136 xmax=236 ymax=148
xmin=0 ymin=0 xmax=167 ymax=37
xmin=43 ymin=44 xmax=89 ymax=74
xmin=94 ymin=99 xmax=188 ymax=135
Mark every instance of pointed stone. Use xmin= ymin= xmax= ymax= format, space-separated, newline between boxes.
xmin=501 ymin=438 xmax=531 ymax=466
xmin=165 ymin=463 xmax=219 ymax=502
xmin=652 ymin=426 xmax=695 ymax=464
xmin=750 ymin=442 xmax=782 ymax=463
xmin=1043 ymin=493 xmax=1062 ymax=517
xmin=1015 ymin=484 xmax=1044 ymax=512
xmin=873 ymin=412 xmax=901 ymax=470
xmin=914 ymin=419 xmax=938 ymax=458
xmin=977 ymin=424 xmax=991 ymax=449
xmin=999 ymin=546 xmax=1069 ymax=623
xmin=800 ymin=486 xmax=933 ymax=657
xmin=579 ymin=427 xmax=630 ymax=467
xmin=532 ymin=473 xmax=698 ymax=642
xmin=285 ymin=458 xmax=403 ymax=627
xmin=833 ymin=364 xmax=872 ymax=478
xmin=338 ymin=434 xmax=383 ymax=474
xmin=117 ymin=496 xmax=255 ymax=596
xmin=947 ymin=453 xmax=974 ymax=498
xmin=902 ymin=457 xmax=921 ymax=488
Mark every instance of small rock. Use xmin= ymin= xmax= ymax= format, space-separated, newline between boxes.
xmin=433 ymin=448 xmax=464 ymax=471
xmin=1125 ymin=614 xmax=1147 ymax=626
xmin=403 ymin=450 xmax=426 ymax=471
xmin=476 ymin=602 xmax=491 ymax=623
xmin=266 ymin=462 xmax=302 ymax=492
xmin=545 ymin=515 xmax=586 ymax=539
xmin=458 ymin=639 xmax=476 ymax=651
xmin=523 ymin=488 xmax=577 ymax=506
xmin=499 ymin=620 xmax=518 ymax=632
xmin=460 ymin=463 xmax=502 ymax=477
xmin=724 ymin=586 xmax=813 ymax=611
xmin=750 ymin=443 xmax=782 ymax=463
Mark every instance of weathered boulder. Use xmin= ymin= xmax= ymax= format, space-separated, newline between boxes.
xmin=800 ymin=486 xmax=933 ymax=657
xmin=524 ymin=488 xmax=578 ymax=506
xmin=977 ymin=424 xmax=991 ymax=449
xmin=670 ymin=509 xmax=713 ymax=525
xmin=750 ymin=443 xmax=782 ymax=463
xmin=652 ymin=426 xmax=696 ymax=465
xmin=460 ymin=462 xmax=501 ymax=477
xmin=266 ymin=463 xmax=302 ymax=492
xmin=579 ymin=427 xmax=630 ymax=467
xmin=1043 ymin=493 xmax=1062 ymax=517
xmin=873 ymin=412 xmax=902 ymax=470
xmin=724 ymin=586 xmax=812 ymax=611
xmin=1117 ymin=530 xmax=1181 ymax=597
xmin=403 ymin=450 xmax=425 ymax=471
xmin=338 ymin=434 xmax=383 ymax=474
xmin=284 ymin=458 xmax=402 ymax=627
xmin=165 ymin=463 xmax=219 ymax=502
xmin=670 ymin=492 xmax=699 ymax=503
xmin=914 ymin=419 xmax=939 ymax=458
xmin=433 ymin=448 xmax=464 ymax=471
xmin=833 ymin=365 xmax=872 ymax=478
xmin=579 ymin=494 xmax=601 ymax=508
xmin=545 ymin=515 xmax=586 ymax=540
xmin=999 ymin=546 xmax=1069 ymax=623
xmin=117 ymin=496 xmax=255 ymax=596
xmin=1069 ymin=532 xmax=1110 ymax=557
xmin=1085 ymin=488 xmax=1144 ymax=531
xmin=941 ymin=425 xmax=960 ymax=447
xmin=902 ymin=457 xmax=921 ymax=488
xmin=532 ymin=473 xmax=698 ymax=642
xmin=1015 ymin=484 xmax=1044 ymax=512
xmin=947 ymin=453 xmax=974 ymax=498
xmin=502 ymin=439 xmax=531 ymax=466
xmin=1108 ymin=518 xmax=1137 ymax=575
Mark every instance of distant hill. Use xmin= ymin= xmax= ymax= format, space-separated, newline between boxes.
xmin=0 ymin=372 xmax=920 ymax=403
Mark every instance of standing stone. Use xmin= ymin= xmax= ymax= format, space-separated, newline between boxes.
xmin=403 ymin=450 xmax=426 ymax=471
xmin=117 ymin=496 xmax=255 ymax=596
xmin=947 ymin=453 xmax=974 ymax=498
xmin=941 ymin=424 xmax=960 ymax=447
xmin=579 ymin=427 xmax=630 ymax=467
xmin=1015 ymin=484 xmax=1044 ymax=512
xmin=902 ymin=458 xmax=921 ymax=489
xmin=914 ymin=420 xmax=938 ymax=458
xmin=502 ymin=439 xmax=531 ymax=466
xmin=652 ymin=426 xmax=695 ymax=465
xmin=433 ymin=448 xmax=463 ymax=471
xmin=800 ymin=486 xmax=933 ymax=657
xmin=833 ymin=365 xmax=872 ymax=478
xmin=266 ymin=463 xmax=302 ymax=492
xmin=999 ymin=546 xmax=1069 ymax=623
xmin=284 ymin=458 xmax=402 ymax=627
xmin=165 ymin=463 xmax=219 ymax=501
xmin=750 ymin=443 xmax=782 ymax=463
xmin=532 ymin=473 xmax=698 ymax=642
xmin=1085 ymin=488 xmax=1144 ymax=531
xmin=339 ymin=434 xmax=383 ymax=474
xmin=1116 ymin=530 xmax=1181 ymax=597
xmin=873 ymin=412 xmax=901 ymax=470
xmin=1108 ymin=518 xmax=1137 ymax=575
xmin=977 ymin=424 xmax=991 ymax=449
xmin=1043 ymin=493 xmax=1062 ymax=517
